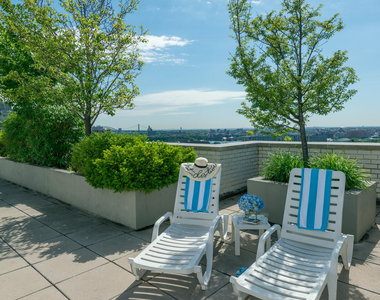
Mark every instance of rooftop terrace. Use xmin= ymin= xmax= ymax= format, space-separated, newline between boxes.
xmin=1 ymin=178 xmax=380 ymax=300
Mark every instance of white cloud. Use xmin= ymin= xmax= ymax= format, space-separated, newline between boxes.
xmin=139 ymin=35 xmax=194 ymax=64
xmin=115 ymin=89 xmax=246 ymax=116
xmin=251 ymin=0 xmax=262 ymax=5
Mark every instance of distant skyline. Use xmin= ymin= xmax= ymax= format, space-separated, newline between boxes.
xmin=96 ymin=0 xmax=380 ymax=130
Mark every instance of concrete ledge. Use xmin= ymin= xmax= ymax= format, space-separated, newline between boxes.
xmin=0 ymin=158 xmax=176 ymax=230
xmin=248 ymin=176 xmax=377 ymax=243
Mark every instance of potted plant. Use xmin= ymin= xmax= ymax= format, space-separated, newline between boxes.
xmin=247 ymin=151 xmax=376 ymax=243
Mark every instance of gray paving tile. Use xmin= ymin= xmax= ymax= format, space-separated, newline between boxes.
xmin=339 ymin=259 xmax=380 ymax=294
xmin=0 ymin=216 xmax=44 ymax=236
xmin=0 ymin=199 xmax=10 ymax=207
xmin=34 ymin=248 xmax=108 ymax=284
xmin=365 ymin=224 xmax=380 ymax=244
xmin=0 ymin=242 xmax=28 ymax=275
xmin=88 ymin=233 xmax=148 ymax=261
xmin=47 ymin=216 xmax=102 ymax=235
xmin=0 ymin=186 xmax=27 ymax=199
xmin=0 ymin=266 xmax=51 ymax=300
xmin=21 ymin=203 xmax=70 ymax=217
xmin=10 ymin=195 xmax=51 ymax=210
xmin=320 ymin=281 xmax=380 ymax=300
xmin=37 ymin=211 xmax=102 ymax=234
xmin=112 ymin=283 xmax=176 ymax=300
xmin=4 ymin=225 xmax=62 ymax=247
xmin=148 ymin=269 xmax=230 ymax=300
xmin=66 ymin=224 xmax=125 ymax=246
xmin=0 ymin=205 xmax=25 ymax=218
xmin=205 ymin=283 xmax=260 ymax=300
xmin=129 ymin=222 xmax=170 ymax=243
xmin=19 ymin=286 xmax=68 ymax=300
xmin=113 ymin=250 xmax=142 ymax=273
xmin=200 ymin=241 xmax=256 ymax=276
xmin=15 ymin=235 xmax=82 ymax=264
xmin=1 ymin=191 xmax=38 ymax=204
xmin=353 ymin=241 xmax=380 ymax=266
xmin=56 ymin=262 xmax=139 ymax=300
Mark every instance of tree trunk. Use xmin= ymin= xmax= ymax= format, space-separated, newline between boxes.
xmin=299 ymin=123 xmax=309 ymax=167
xmin=84 ymin=116 xmax=92 ymax=136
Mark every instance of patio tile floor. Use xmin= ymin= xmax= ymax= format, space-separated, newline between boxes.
xmin=0 ymin=178 xmax=379 ymax=300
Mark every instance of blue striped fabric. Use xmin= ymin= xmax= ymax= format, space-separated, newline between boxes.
xmin=184 ymin=177 xmax=212 ymax=213
xmin=297 ymin=168 xmax=333 ymax=231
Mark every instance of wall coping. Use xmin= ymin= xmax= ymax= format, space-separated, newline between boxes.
xmin=170 ymin=141 xmax=380 ymax=151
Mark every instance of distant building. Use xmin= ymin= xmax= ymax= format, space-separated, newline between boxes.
xmin=147 ymin=125 xmax=156 ymax=136
xmin=346 ymin=130 xmax=369 ymax=138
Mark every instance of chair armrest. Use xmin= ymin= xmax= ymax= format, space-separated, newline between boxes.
xmin=330 ymin=235 xmax=352 ymax=274
xmin=152 ymin=212 xmax=173 ymax=242
xmin=256 ymin=224 xmax=282 ymax=260
xmin=208 ymin=215 xmax=222 ymax=238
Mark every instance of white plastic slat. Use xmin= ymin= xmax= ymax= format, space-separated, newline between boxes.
xmin=172 ymin=217 xmax=213 ymax=227
xmin=279 ymin=241 xmax=332 ymax=258
xmin=148 ymin=249 xmax=194 ymax=259
xmin=270 ymin=251 xmax=326 ymax=268
xmin=254 ymin=266 xmax=316 ymax=288
xmin=265 ymin=255 xmax=324 ymax=273
xmin=254 ymin=260 xmax=319 ymax=282
xmin=151 ymin=243 xmax=201 ymax=253
xmin=282 ymin=239 xmax=332 ymax=253
xmin=271 ymin=248 xmax=329 ymax=264
xmin=249 ymin=271 xmax=313 ymax=293
xmin=261 ymin=257 xmax=320 ymax=277
xmin=143 ymin=254 xmax=192 ymax=265
xmin=243 ymin=275 xmax=311 ymax=299
xmin=275 ymin=244 xmax=330 ymax=261
xmin=281 ymin=232 xmax=336 ymax=249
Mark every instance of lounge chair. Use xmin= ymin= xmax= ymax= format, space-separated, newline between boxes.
xmin=129 ymin=158 xmax=228 ymax=290
xmin=231 ymin=168 xmax=354 ymax=300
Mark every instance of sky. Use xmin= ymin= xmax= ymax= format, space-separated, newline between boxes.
xmin=93 ymin=0 xmax=380 ymax=131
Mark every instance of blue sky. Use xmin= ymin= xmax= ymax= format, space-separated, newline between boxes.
xmin=95 ymin=0 xmax=380 ymax=130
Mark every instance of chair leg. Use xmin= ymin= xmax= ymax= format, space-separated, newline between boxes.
xmin=195 ymin=266 xmax=206 ymax=290
xmin=342 ymin=234 xmax=354 ymax=270
xmin=129 ymin=259 xmax=147 ymax=280
xmin=230 ymin=276 xmax=249 ymax=300
xmin=327 ymin=269 xmax=338 ymax=300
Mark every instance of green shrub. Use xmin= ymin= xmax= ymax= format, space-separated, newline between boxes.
xmin=1 ymin=107 xmax=84 ymax=168
xmin=261 ymin=150 xmax=370 ymax=190
xmin=0 ymin=131 xmax=6 ymax=156
xmin=261 ymin=150 xmax=304 ymax=183
xmin=309 ymin=152 xmax=370 ymax=190
xmin=70 ymin=131 xmax=147 ymax=175
xmin=71 ymin=132 xmax=197 ymax=193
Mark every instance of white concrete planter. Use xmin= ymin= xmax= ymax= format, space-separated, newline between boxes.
xmin=248 ymin=177 xmax=377 ymax=243
xmin=0 ymin=158 xmax=177 ymax=230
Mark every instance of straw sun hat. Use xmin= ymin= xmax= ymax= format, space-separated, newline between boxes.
xmin=181 ymin=157 xmax=221 ymax=181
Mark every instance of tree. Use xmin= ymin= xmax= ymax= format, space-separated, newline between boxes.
xmin=0 ymin=0 xmax=146 ymax=135
xmin=227 ymin=0 xmax=358 ymax=165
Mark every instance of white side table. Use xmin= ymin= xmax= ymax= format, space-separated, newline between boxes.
xmin=231 ymin=214 xmax=271 ymax=256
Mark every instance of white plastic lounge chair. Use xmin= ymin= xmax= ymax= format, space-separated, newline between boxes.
xmin=231 ymin=168 xmax=354 ymax=300
xmin=129 ymin=159 xmax=228 ymax=290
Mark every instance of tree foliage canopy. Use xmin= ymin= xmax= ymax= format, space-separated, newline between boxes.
xmin=0 ymin=0 xmax=146 ymax=135
xmin=228 ymin=0 xmax=359 ymax=164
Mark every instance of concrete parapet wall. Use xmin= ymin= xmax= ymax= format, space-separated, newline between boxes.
xmin=174 ymin=141 xmax=380 ymax=199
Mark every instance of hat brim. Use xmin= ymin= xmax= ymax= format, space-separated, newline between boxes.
xmin=181 ymin=162 xmax=221 ymax=181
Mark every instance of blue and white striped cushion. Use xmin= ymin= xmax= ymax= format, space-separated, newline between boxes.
xmin=297 ymin=168 xmax=332 ymax=231
xmin=184 ymin=177 xmax=212 ymax=213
